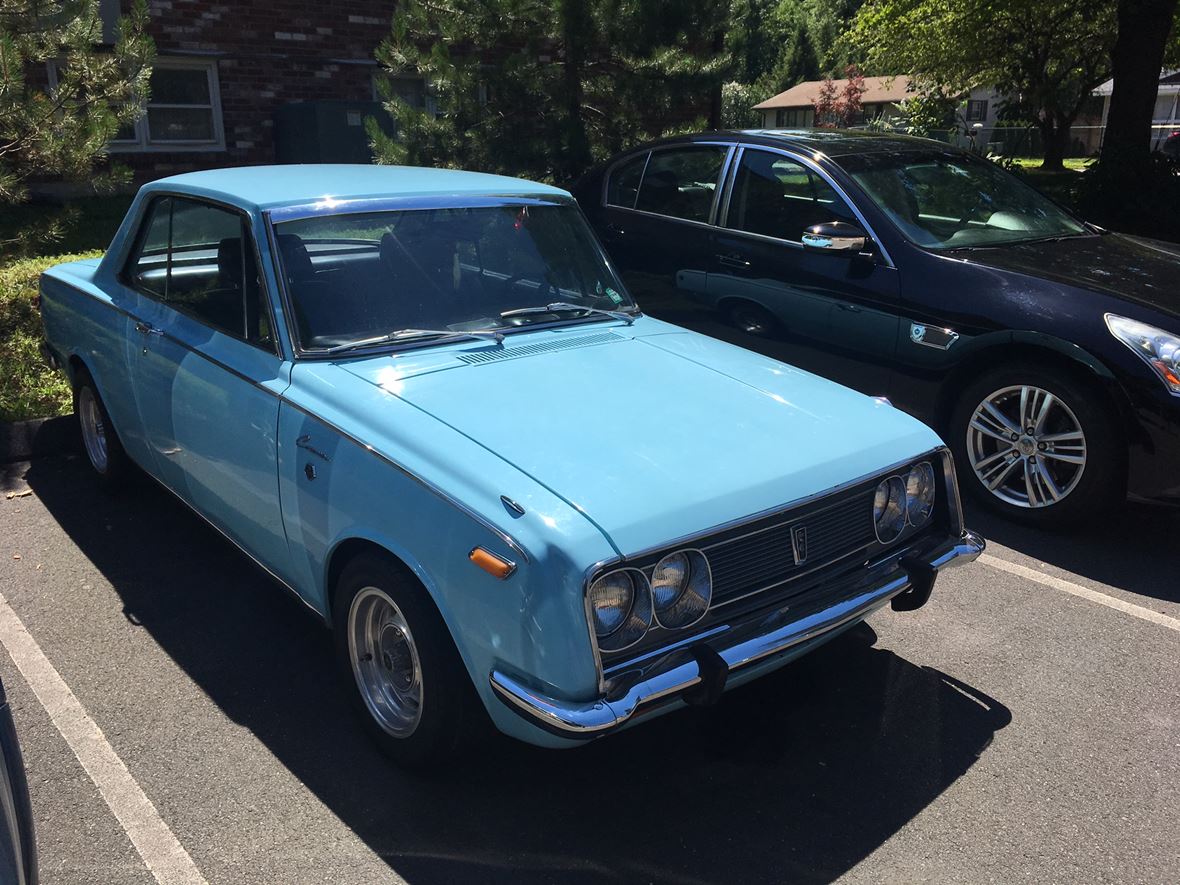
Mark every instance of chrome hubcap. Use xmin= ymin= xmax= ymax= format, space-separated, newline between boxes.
xmin=966 ymin=384 xmax=1087 ymax=509
xmin=347 ymin=587 xmax=423 ymax=738
xmin=78 ymin=387 xmax=109 ymax=473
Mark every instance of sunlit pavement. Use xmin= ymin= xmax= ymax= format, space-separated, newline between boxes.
xmin=1 ymin=442 xmax=1178 ymax=883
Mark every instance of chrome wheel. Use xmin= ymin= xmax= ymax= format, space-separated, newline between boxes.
xmin=78 ymin=386 xmax=109 ymax=474
xmin=347 ymin=587 xmax=423 ymax=738
xmin=966 ymin=384 xmax=1087 ymax=509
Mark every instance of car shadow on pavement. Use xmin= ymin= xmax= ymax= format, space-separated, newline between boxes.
xmin=25 ymin=456 xmax=1011 ymax=885
xmin=963 ymin=499 xmax=1180 ymax=605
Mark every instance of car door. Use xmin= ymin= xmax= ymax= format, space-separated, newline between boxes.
xmin=119 ymin=195 xmax=295 ymax=581
xmin=710 ymin=146 xmax=902 ymax=394
xmin=596 ymin=144 xmax=732 ymax=309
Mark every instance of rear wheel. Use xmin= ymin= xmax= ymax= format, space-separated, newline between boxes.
xmin=332 ymin=551 xmax=482 ymax=767
xmin=949 ymin=362 xmax=1123 ymax=526
xmin=725 ymin=301 xmax=780 ymax=337
xmin=73 ymin=367 xmax=129 ymax=491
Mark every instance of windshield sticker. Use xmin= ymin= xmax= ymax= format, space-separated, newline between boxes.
xmin=605 ymin=287 xmax=623 ymax=305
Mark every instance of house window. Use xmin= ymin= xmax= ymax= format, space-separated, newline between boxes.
xmin=374 ymin=74 xmax=439 ymax=116
xmin=49 ymin=58 xmax=225 ymax=152
xmin=965 ymin=100 xmax=989 ymax=123
xmin=774 ymin=108 xmax=800 ymax=128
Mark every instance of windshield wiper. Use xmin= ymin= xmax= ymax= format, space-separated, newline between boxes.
xmin=322 ymin=328 xmax=505 ymax=355
xmin=500 ymin=302 xmax=636 ymax=325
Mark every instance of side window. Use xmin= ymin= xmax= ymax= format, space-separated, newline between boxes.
xmin=124 ymin=197 xmax=274 ymax=349
xmin=728 ymin=150 xmax=858 ymax=242
xmin=605 ymin=152 xmax=648 ymax=209
xmin=634 ymin=146 xmax=727 ymax=223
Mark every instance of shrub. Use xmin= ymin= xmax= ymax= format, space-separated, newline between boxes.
xmin=0 ymin=252 xmax=101 ymax=422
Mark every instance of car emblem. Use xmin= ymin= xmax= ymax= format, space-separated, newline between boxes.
xmin=791 ymin=525 xmax=808 ymax=565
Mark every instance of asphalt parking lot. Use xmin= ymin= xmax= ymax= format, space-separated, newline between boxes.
xmin=2 ymin=320 xmax=1179 ymax=884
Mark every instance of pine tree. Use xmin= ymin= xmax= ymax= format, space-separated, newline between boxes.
xmin=0 ymin=1 xmax=153 ymax=205
xmin=368 ymin=0 xmax=730 ymax=184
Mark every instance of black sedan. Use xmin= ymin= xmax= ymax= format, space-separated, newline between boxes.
xmin=573 ymin=130 xmax=1180 ymax=525
xmin=0 ymin=674 xmax=36 ymax=885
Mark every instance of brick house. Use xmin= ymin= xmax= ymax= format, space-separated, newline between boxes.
xmin=69 ymin=0 xmax=409 ymax=182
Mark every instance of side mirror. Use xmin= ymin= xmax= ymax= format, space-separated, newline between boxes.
xmin=801 ymin=221 xmax=870 ymax=254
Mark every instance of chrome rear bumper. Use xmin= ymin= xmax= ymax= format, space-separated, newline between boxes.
xmin=490 ymin=528 xmax=984 ymax=738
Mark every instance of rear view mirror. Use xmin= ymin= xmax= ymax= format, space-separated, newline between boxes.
xmin=802 ymin=221 xmax=869 ymax=254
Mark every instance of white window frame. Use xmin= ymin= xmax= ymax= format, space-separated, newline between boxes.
xmin=48 ymin=57 xmax=226 ymax=153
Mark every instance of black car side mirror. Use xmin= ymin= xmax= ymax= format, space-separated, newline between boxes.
xmin=801 ymin=221 xmax=870 ymax=255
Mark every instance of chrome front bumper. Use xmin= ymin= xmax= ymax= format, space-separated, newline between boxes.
xmin=490 ymin=528 xmax=985 ymax=739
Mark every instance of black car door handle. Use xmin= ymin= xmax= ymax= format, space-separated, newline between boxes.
xmin=604 ymin=222 xmax=626 ymax=237
xmin=716 ymin=253 xmax=751 ymax=269
xmin=134 ymin=321 xmax=163 ymax=336
xmin=835 ymin=302 xmax=862 ymax=313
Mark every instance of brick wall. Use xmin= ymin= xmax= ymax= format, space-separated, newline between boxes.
xmin=124 ymin=0 xmax=394 ymax=180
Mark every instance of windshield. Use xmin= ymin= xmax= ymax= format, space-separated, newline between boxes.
xmin=838 ymin=150 xmax=1088 ymax=250
xmin=272 ymin=203 xmax=635 ymax=352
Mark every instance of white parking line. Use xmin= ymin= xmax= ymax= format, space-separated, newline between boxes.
xmin=980 ymin=553 xmax=1180 ymax=633
xmin=0 ymin=592 xmax=208 ymax=885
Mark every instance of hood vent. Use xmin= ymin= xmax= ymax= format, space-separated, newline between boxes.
xmin=457 ymin=332 xmax=622 ymax=365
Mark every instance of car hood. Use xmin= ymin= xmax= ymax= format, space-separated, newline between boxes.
xmin=948 ymin=233 xmax=1180 ymax=320
xmin=340 ymin=322 xmax=941 ymax=556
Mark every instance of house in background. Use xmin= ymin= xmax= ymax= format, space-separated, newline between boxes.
xmin=1093 ymin=71 xmax=1180 ymax=150
xmin=41 ymin=0 xmax=417 ymax=183
xmin=752 ymin=75 xmax=914 ymax=129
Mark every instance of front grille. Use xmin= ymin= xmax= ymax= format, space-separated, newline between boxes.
xmin=598 ymin=455 xmax=948 ymax=671
xmin=700 ymin=489 xmax=876 ymax=606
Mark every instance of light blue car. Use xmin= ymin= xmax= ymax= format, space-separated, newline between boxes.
xmin=39 ymin=165 xmax=984 ymax=765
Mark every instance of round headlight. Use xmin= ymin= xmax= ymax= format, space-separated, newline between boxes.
xmin=905 ymin=461 xmax=936 ymax=526
xmin=587 ymin=568 xmax=652 ymax=652
xmin=873 ymin=475 xmax=907 ymax=543
xmin=651 ymin=549 xmax=712 ymax=630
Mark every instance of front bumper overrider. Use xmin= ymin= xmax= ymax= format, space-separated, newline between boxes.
xmin=490 ymin=528 xmax=985 ymax=739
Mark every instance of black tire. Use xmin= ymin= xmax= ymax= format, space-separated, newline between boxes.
xmin=72 ymin=366 xmax=130 ymax=492
xmin=332 ymin=550 xmax=484 ymax=768
xmin=725 ymin=300 xmax=780 ymax=338
xmin=949 ymin=361 xmax=1123 ymax=526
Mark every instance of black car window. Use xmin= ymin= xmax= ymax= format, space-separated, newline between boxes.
xmin=606 ymin=152 xmax=648 ymax=209
xmin=634 ymin=146 xmax=727 ymax=223
xmin=124 ymin=196 xmax=274 ymax=350
xmin=727 ymin=149 xmax=857 ymax=241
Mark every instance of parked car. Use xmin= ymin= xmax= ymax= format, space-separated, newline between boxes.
xmin=574 ymin=131 xmax=1180 ymax=525
xmin=39 ymin=165 xmax=982 ymax=764
xmin=1161 ymin=132 xmax=1180 ymax=161
xmin=0 ymin=674 xmax=37 ymax=885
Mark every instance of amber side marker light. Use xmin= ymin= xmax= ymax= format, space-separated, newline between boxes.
xmin=469 ymin=547 xmax=516 ymax=580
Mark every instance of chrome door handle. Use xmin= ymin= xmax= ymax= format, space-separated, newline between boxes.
xmin=134 ymin=321 xmax=163 ymax=336
xmin=716 ymin=253 xmax=751 ymax=269
xmin=295 ymin=434 xmax=330 ymax=462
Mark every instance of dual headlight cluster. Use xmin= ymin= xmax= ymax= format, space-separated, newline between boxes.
xmin=587 ymin=549 xmax=712 ymax=652
xmin=1106 ymin=314 xmax=1180 ymax=396
xmin=873 ymin=461 xmax=936 ymax=543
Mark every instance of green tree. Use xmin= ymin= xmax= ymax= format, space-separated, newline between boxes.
xmin=369 ymin=0 xmax=729 ymax=184
xmin=846 ymin=0 xmax=1116 ymax=170
xmin=0 ymin=1 xmax=153 ymax=210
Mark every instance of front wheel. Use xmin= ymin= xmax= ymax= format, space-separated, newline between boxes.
xmin=332 ymin=551 xmax=483 ymax=767
xmin=949 ymin=363 xmax=1123 ymax=526
xmin=73 ymin=367 xmax=130 ymax=491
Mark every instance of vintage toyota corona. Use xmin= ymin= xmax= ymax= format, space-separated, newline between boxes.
xmin=39 ymin=165 xmax=984 ymax=765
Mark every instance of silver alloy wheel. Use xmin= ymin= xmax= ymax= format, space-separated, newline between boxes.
xmin=966 ymin=384 xmax=1087 ymax=509
xmin=77 ymin=386 xmax=109 ymax=474
xmin=347 ymin=587 xmax=423 ymax=738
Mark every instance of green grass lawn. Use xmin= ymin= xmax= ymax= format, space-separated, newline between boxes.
xmin=1009 ymin=157 xmax=1094 ymax=173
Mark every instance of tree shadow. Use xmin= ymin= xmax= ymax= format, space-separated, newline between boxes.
xmin=24 ymin=456 xmax=1010 ymax=884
